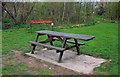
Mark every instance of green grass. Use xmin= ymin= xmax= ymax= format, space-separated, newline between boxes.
xmin=2 ymin=22 xmax=118 ymax=75
xmin=2 ymin=62 xmax=52 ymax=75
xmin=0 ymin=30 xmax=2 ymax=52
xmin=0 ymin=30 xmax=2 ymax=75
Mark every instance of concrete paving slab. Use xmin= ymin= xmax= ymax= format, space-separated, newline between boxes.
xmin=26 ymin=49 xmax=106 ymax=74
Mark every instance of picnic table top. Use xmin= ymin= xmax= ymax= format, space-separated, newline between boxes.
xmin=37 ymin=30 xmax=95 ymax=41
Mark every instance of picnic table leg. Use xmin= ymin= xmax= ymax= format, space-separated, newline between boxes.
xmin=58 ymin=51 xmax=64 ymax=63
xmin=30 ymin=24 xmax=32 ymax=33
xmin=31 ymin=33 xmax=39 ymax=54
xmin=58 ymin=38 xmax=67 ymax=63
xmin=74 ymin=39 xmax=80 ymax=55
xmin=56 ymin=36 xmax=63 ymax=53
xmin=47 ymin=35 xmax=53 ymax=46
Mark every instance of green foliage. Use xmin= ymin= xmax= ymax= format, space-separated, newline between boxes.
xmin=103 ymin=2 xmax=119 ymax=20
xmin=84 ymin=22 xmax=95 ymax=26
xmin=3 ymin=2 xmax=119 ymax=30
xmin=2 ymin=19 xmax=26 ymax=29
xmin=2 ymin=18 xmax=14 ymax=29
xmin=3 ymin=18 xmax=11 ymax=23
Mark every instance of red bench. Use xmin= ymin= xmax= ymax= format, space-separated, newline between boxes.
xmin=29 ymin=20 xmax=54 ymax=32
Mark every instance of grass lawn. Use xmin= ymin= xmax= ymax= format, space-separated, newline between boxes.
xmin=0 ymin=30 xmax=2 ymax=75
xmin=2 ymin=22 xmax=118 ymax=75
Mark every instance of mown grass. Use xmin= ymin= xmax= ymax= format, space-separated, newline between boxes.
xmin=0 ymin=30 xmax=2 ymax=75
xmin=2 ymin=22 xmax=118 ymax=75
xmin=3 ymin=62 xmax=52 ymax=75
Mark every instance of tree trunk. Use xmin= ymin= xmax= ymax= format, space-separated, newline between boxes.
xmin=84 ymin=3 xmax=86 ymax=23
xmin=62 ymin=2 xmax=66 ymax=23
xmin=22 ymin=3 xmax=35 ymax=24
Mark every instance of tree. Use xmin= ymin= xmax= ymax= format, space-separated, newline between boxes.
xmin=2 ymin=2 xmax=35 ymax=25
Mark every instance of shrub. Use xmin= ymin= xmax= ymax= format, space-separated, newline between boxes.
xmin=2 ymin=18 xmax=14 ymax=29
xmin=84 ymin=22 xmax=95 ymax=26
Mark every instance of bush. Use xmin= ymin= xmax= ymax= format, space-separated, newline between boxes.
xmin=2 ymin=18 xmax=14 ymax=29
xmin=3 ymin=18 xmax=10 ymax=23
xmin=84 ymin=22 xmax=95 ymax=26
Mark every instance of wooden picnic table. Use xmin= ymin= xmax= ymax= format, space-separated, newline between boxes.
xmin=29 ymin=30 xmax=95 ymax=63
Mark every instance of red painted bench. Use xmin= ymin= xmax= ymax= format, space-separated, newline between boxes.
xmin=29 ymin=20 xmax=54 ymax=32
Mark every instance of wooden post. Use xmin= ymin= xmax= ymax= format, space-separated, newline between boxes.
xmin=74 ymin=39 xmax=80 ymax=55
xmin=31 ymin=33 xmax=39 ymax=54
xmin=47 ymin=35 xmax=53 ymax=46
xmin=51 ymin=23 xmax=54 ymax=31
xmin=58 ymin=38 xmax=67 ymax=63
xmin=30 ymin=24 xmax=32 ymax=33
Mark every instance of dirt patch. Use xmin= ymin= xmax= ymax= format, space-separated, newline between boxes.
xmin=2 ymin=50 xmax=78 ymax=75
xmin=57 ymin=26 xmax=64 ymax=29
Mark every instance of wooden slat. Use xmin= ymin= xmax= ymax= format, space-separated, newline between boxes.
xmin=30 ymin=20 xmax=54 ymax=24
xmin=37 ymin=30 xmax=95 ymax=41
xmin=29 ymin=41 xmax=65 ymax=51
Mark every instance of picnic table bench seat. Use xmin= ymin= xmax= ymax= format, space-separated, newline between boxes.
xmin=29 ymin=41 xmax=65 ymax=51
xmin=29 ymin=40 xmax=85 ymax=51
xmin=29 ymin=30 xmax=95 ymax=63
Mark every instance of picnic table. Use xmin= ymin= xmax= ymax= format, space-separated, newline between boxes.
xmin=29 ymin=30 xmax=95 ymax=63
